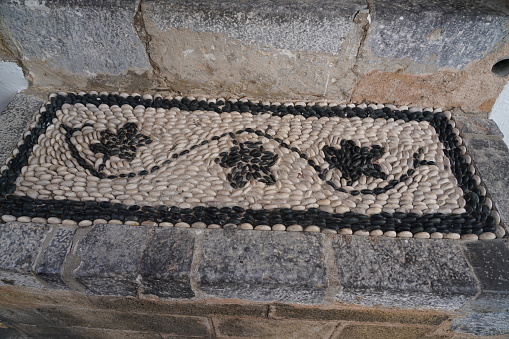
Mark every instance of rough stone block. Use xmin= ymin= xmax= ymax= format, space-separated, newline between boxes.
xmin=336 ymin=324 xmax=433 ymax=339
xmin=454 ymin=116 xmax=504 ymax=138
xmin=87 ymin=296 xmax=268 ymax=318
xmin=368 ymin=1 xmax=508 ymax=70
xmin=0 ymin=326 xmax=27 ymax=339
xmin=214 ymin=317 xmax=338 ymax=339
xmin=271 ymin=304 xmax=448 ymax=325
xmin=199 ymin=228 xmax=327 ymax=304
xmin=352 ymin=0 xmax=509 ymax=112
xmin=73 ymin=224 xmax=150 ymax=296
xmin=463 ymin=138 xmax=509 ymax=235
xmin=464 ymin=139 xmax=509 ymax=233
xmin=142 ymin=0 xmax=366 ymax=101
xmin=451 ymin=292 xmax=509 ymax=336
xmin=463 ymin=240 xmax=509 ymax=293
xmin=14 ymin=324 xmax=161 ymax=339
xmin=0 ymin=0 xmax=150 ymax=89
xmin=0 ymin=94 xmax=44 ymax=165
xmin=0 ymin=222 xmax=53 ymax=288
xmin=0 ymin=304 xmax=56 ymax=327
xmin=35 ymin=226 xmax=75 ymax=289
xmin=0 ymin=286 xmax=93 ymax=309
xmin=333 ymin=236 xmax=478 ymax=310
xmin=139 ymin=227 xmax=196 ymax=299
xmin=37 ymin=306 xmax=211 ymax=337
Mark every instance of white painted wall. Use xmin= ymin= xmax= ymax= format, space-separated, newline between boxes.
xmin=0 ymin=61 xmax=28 ymax=112
xmin=490 ymin=81 xmax=509 ymax=146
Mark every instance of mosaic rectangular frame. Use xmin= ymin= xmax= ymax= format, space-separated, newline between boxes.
xmin=0 ymin=92 xmax=501 ymax=240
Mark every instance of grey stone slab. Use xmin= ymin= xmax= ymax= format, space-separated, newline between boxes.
xmin=73 ymin=224 xmax=150 ymax=296
xmin=145 ymin=0 xmax=367 ymax=54
xmin=454 ymin=116 xmax=504 ymax=138
xmin=452 ymin=312 xmax=509 ymax=336
xmin=463 ymin=138 xmax=509 ymax=234
xmin=139 ymin=227 xmax=195 ymax=299
xmin=35 ymin=226 xmax=75 ymax=289
xmin=0 ymin=222 xmax=52 ymax=288
xmin=333 ymin=236 xmax=478 ymax=310
xmin=0 ymin=1 xmax=150 ymax=76
xmin=199 ymin=228 xmax=327 ymax=304
xmin=0 ymin=327 xmax=28 ymax=339
xmin=368 ymin=0 xmax=509 ymax=70
xmin=0 ymin=94 xmax=43 ymax=165
xmin=463 ymin=240 xmax=509 ymax=293
xmin=0 ymin=304 xmax=56 ymax=328
xmin=36 ymin=306 xmax=211 ymax=337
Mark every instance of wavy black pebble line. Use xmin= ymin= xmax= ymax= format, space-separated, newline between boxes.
xmin=0 ymin=93 xmax=498 ymax=236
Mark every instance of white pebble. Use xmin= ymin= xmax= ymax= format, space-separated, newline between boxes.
xmin=397 ymin=231 xmax=413 ymax=238
xmin=287 ymin=225 xmax=303 ymax=232
xmin=414 ymin=232 xmax=430 ymax=239
xmin=384 ymin=231 xmax=397 ymax=238
xmin=444 ymin=233 xmax=461 ymax=240
xmin=479 ymin=232 xmax=496 ymax=240
xmin=2 ymin=215 xmax=16 ymax=222
xmin=461 ymin=234 xmax=478 ymax=241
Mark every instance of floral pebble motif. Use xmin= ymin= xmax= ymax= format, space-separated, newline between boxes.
xmin=0 ymin=92 xmax=503 ymax=240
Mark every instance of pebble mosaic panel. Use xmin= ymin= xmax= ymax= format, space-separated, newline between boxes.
xmin=0 ymin=92 xmax=502 ymax=240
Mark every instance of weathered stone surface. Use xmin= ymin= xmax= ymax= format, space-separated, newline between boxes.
xmin=199 ymin=228 xmax=327 ymax=303
xmin=0 ymin=285 xmax=93 ymax=309
xmin=0 ymin=94 xmax=43 ymax=165
xmin=452 ymin=292 xmax=509 ymax=336
xmin=0 ymin=0 xmax=150 ymax=89
xmin=37 ymin=306 xmax=211 ymax=337
xmin=214 ymin=317 xmax=338 ymax=339
xmin=0 ymin=222 xmax=52 ymax=288
xmin=463 ymin=240 xmax=509 ymax=293
xmin=14 ymin=324 xmax=161 ymax=339
xmin=0 ymin=304 xmax=57 ymax=327
xmin=337 ymin=324 xmax=432 ymax=339
xmin=35 ymin=227 xmax=75 ymax=289
xmin=73 ymin=224 xmax=150 ymax=296
xmin=333 ymin=236 xmax=478 ymax=310
xmin=369 ymin=0 xmax=509 ymax=70
xmin=352 ymin=1 xmax=509 ymax=113
xmin=451 ymin=299 xmax=509 ymax=336
xmin=0 ymin=326 xmax=27 ymax=339
xmin=142 ymin=0 xmax=365 ymax=101
xmin=87 ymin=296 xmax=268 ymax=317
xmin=139 ymin=227 xmax=195 ymax=299
xmin=463 ymin=138 xmax=509 ymax=235
xmin=270 ymin=304 xmax=448 ymax=325
xmin=454 ymin=116 xmax=504 ymax=137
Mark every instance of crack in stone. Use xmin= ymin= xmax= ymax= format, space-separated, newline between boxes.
xmin=134 ymin=0 xmax=165 ymax=87
xmin=349 ymin=0 xmax=374 ymax=102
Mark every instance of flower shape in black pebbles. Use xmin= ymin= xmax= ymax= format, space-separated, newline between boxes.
xmin=216 ymin=141 xmax=278 ymax=189
xmin=90 ymin=122 xmax=153 ymax=164
xmin=323 ymin=139 xmax=386 ymax=185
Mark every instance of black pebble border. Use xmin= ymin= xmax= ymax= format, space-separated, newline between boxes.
xmin=0 ymin=92 xmax=501 ymax=239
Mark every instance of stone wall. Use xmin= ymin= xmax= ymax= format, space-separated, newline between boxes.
xmin=0 ymin=285 xmax=454 ymax=338
xmin=1 ymin=0 xmax=509 ymax=113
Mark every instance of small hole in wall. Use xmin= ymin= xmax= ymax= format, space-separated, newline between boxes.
xmin=491 ymin=58 xmax=509 ymax=77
